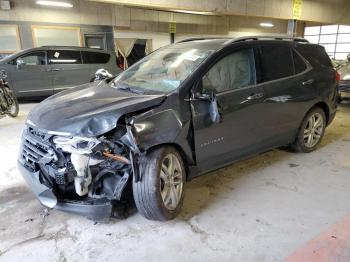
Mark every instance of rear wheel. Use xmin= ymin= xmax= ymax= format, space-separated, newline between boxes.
xmin=133 ymin=146 xmax=185 ymax=221
xmin=291 ymin=107 xmax=326 ymax=153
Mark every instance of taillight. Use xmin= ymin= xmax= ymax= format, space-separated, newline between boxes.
xmin=335 ymin=71 xmax=341 ymax=84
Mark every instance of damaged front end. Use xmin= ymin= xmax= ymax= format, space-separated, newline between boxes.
xmin=18 ymin=124 xmax=139 ymax=221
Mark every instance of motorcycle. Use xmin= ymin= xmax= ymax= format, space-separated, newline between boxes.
xmin=0 ymin=70 xmax=19 ymax=118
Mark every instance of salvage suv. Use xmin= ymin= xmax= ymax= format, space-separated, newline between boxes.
xmin=18 ymin=36 xmax=337 ymax=221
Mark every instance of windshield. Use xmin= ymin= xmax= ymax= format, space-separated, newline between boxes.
xmin=112 ymin=47 xmax=214 ymax=93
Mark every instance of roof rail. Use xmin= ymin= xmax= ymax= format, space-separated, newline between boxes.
xmin=176 ymin=37 xmax=231 ymax=43
xmin=225 ymin=35 xmax=309 ymax=45
xmin=39 ymin=45 xmax=104 ymax=50
xmin=175 ymin=35 xmax=309 ymax=45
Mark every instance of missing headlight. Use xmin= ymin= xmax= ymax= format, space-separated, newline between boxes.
xmin=52 ymin=136 xmax=100 ymax=154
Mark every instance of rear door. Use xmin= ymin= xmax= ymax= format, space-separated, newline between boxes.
xmin=191 ymin=48 xmax=267 ymax=172
xmin=256 ymin=43 xmax=317 ymax=147
xmin=11 ymin=50 xmax=53 ymax=97
xmin=49 ymin=49 xmax=90 ymax=94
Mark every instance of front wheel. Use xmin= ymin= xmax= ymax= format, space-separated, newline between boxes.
xmin=291 ymin=107 xmax=326 ymax=153
xmin=5 ymin=87 xmax=19 ymax=118
xmin=133 ymin=146 xmax=186 ymax=221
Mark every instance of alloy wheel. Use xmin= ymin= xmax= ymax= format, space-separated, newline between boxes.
xmin=303 ymin=112 xmax=324 ymax=148
xmin=160 ymin=153 xmax=183 ymax=210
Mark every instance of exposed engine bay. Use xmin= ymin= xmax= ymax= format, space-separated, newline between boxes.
xmin=20 ymin=122 xmax=141 ymax=219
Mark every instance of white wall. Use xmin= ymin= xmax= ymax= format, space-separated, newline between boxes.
xmin=114 ymin=31 xmax=232 ymax=51
xmin=1 ymin=0 xmax=290 ymax=52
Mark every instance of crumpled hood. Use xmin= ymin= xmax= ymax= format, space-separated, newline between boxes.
xmin=27 ymin=82 xmax=166 ymax=137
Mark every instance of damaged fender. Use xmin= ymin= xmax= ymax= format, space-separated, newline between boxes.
xmin=123 ymin=108 xmax=194 ymax=181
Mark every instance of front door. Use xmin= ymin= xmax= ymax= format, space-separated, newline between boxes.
xmin=11 ymin=51 xmax=53 ymax=98
xmin=191 ymin=48 xmax=266 ymax=173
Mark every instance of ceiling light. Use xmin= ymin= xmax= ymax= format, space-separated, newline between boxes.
xmin=260 ymin=22 xmax=274 ymax=28
xmin=171 ymin=9 xmax=216 ymax=15
xmin=36 ymin=1 xmax=73 ymax=8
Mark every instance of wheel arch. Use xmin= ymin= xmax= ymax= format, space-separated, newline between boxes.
xmin=311 ymin=101 xmax=330 ymax=124
xmin=145 ymin=142 xmax=190 ymax=180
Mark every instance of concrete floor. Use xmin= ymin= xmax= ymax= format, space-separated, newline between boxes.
xmin=1 ymin=103 xmax=350 ymax=262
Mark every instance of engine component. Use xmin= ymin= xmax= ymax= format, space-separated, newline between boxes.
xmin=70 ymin=154 xmax=91 ymax=196
xmin=103 ymin=152 xmax=130 ymax=164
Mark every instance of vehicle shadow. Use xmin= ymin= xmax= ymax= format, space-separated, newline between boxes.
xmin=319 ymin=103 xmax=350 ymax=148
xmin=176 ymin=104 xmax=350 ymax=221
xmin=178 ymin=149 xmax=291 ymax=221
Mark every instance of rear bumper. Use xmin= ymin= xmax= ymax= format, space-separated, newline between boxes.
xmin=17 ymin=160 xmax=112 ymax=221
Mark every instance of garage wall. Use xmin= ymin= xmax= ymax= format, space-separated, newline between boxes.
xmin=0 ymin=0 xmax=288 ymax=36
xmin=228 ymin=16 xmax=288 ymax=37
xmin=114 ymin=5 xmax=288 ymax=50
xmin=0 ymin=0 xmax=114 ymax=25
xmin=0 ymin=0 xmax=289 ymax=54
xmin=0 ymin=20 xmax=115 ymax=58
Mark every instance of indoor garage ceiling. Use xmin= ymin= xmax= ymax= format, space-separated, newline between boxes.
xmin=90 ymin=0 xmax=350 ymax=24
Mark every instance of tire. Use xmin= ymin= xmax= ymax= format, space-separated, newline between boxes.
xmin=5 ymin=87 xmax=19 ymax=118
xmin=291 ymin=107 xmax=326 ymax=153
xmin=133 ymin=146 xmax=186 ymax=221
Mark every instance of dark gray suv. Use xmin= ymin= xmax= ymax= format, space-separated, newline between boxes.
xmin=18 ymin=36 xmax=337 ymax=221
xmin=0 ymin=46 xmax=120 ymax=98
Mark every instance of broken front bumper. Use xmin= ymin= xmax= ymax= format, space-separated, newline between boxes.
xmin=18 ymin=160 xmax=112 ymax=221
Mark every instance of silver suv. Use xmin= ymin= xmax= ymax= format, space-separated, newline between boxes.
xmin=0 ymin=46 xmax=121 ymax=98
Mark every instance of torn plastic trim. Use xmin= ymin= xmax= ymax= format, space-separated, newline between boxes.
xmin=119 ymin=125 xmax=141 ymax=155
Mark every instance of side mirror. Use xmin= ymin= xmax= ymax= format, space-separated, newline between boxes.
xmin=16 ymin=59 xmax=25 ymax=69
xmin=94 ymin=68 xmax=113 ymax=81
xmin=192 ymin=88 xmax=215 ymax=102
xmin=192 ymin=88 xmax=221 ymax=123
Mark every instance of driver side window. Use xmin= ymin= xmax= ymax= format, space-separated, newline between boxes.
xmin=202 ymin=49 xmax=256 ymax=93
xmin=17 ymin=51 xmax=46 ymax=66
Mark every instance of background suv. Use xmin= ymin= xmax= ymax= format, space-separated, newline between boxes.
xmin=0 ymin=46 xmax=121 ymax=98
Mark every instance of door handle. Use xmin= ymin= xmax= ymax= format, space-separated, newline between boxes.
xmin=247 ymin=92 xmax=264 ymax=100
xmin=41 ymin=69 xmax=51 ymax=72
xmin=51 ymin=68 xmax=60 ymax=72
xmin=302 ymin=79 xmax=314 ymax=86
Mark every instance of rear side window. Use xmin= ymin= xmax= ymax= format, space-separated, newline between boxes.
xmin=48 ymin=50 xmax=82 ymax=64
xmin=259 ymin=46 xmax=294 ymax=82
xmin=295 ymin=44 xmax=333 ymax=68
xmin=82 ymin=51 xmax=110 ymax=64
xmin=293 ymin=50 xmax=307 ymax=74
